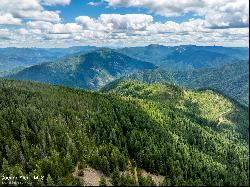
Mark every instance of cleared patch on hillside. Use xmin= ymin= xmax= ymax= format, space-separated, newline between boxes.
xmin=72 ymin=162 xmax=112 ymax=186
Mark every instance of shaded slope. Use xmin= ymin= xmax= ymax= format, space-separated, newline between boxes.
xmin=7 ymin=48 xmax=156 ymax=90
xmin=0 ymin=46 xmax=97 ymax=75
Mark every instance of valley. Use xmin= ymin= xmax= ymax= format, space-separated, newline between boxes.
xmin=0 ymin=45 xmax=249 ymax=186
xmin=125 ymin=60 xmax=249 ymax=106
xmin=0 ymin=0 xmax=249 ymax=186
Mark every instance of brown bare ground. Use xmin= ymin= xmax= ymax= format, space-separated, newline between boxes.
xmin=72 ymin=162 xmax=164 ymax=186
xmin=72 ymin=161 xmax=112 ymax=186
xmin=141 ymin=169 xmax=165 ymax=186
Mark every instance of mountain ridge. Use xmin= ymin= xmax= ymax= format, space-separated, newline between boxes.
xmin=124 ymin=60 xmax=249 ymax=106
xmin=117 ymin=45 xmax=249 ymax=70
xmin=0 ymin=78 xmax=248 ymax=186
xmin=7 ymin=49 xmax=156 ymax=90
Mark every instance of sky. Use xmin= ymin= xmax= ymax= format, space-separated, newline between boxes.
xmin=0 ymin=0 xmax=249 ymax=48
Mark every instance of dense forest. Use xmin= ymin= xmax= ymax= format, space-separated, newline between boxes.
xmin=125 ymin=60 xmax=249 ymax=106
xmin=0 ymin=46 xmax=97 ymax=75
xmin=7 ymin=48 xmax=155 ymax=90
xmin=0 ymin=79 xmax=248 ymax=186
xmin=1 ymin=45 xmax=248 ymax=76
xmin=117 ymin=45 xmax=249 ymax=70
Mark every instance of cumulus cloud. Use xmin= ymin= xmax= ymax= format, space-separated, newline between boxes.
xmin=204 ymin=0 xmax=249 ymax=29
xmin=146 ymin=19 xmax=209 ymax=34
xmin=104 ymin=0 xmax=249 ymax=29
xmin=0 ymin=0 xmax=61 ymax=22
xmin=42 ymin=0 xmax=71 ymax=6
xmin=99 ymin=14 xmax=153 ymax=31
xmin=26 ymin=21 xmax=53 ymax=30
xmin=0 ymin=29 xmax=12 ymax=41
xmin=0 ymin=14 xmax=22 ymax=25
xmin=104 ymin=0 xmax=204 ymax=17
xmin=76 ymin=14 xmax=153 ymax=31
xmin=0 ymin=0 xmax=248 ymax=48
xmin=49 ymin=23 xmax=82 ymax=34
xmin=75 ymin=16 xmax=106 ymax=31
xmin=18 ymin=28 xmax=29 ymax=35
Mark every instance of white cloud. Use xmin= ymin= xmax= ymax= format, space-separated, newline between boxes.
xmin=146 ymin=19 xmax=209 ymax=34
xmin=30 ymin=29 xmax=43 ymax=35
xmin=88 ymin=2 xmax=100 ymax=6
xmin=0 ymin=14 xmax=22 ymax=25
xmin=0 ymin=0 xmax=248 ymax=48
xmin=0 ymin=0 xmax=61 ymax=22
xmin=76 ymin=14 xmax=153 ymax=31
xmin=42 ymin=0 xmax=71 ymax=6
xmin=0 ymin=29 xmax=12 ymax=41
xmin=26 ymin=21 xmax=53 ymax=30
xmin=99 ymin=14 xmax=153 ymax=31
xmin=49 ymin=23 xmax=82 ymax=34
xmin=75 ymin=16 xmax=105 ymax=30
xmin=104 ymin=0 xmax=249 ymax=29
xmin=0 ymin=0 xmax=42 ymax=12
xmin=18 ymin=28 xmax=29 ymax=35
xmin=204 ymin=0 xmax=249 ymax=29
xmin=104 ymin=0 xmax=204 ymax=17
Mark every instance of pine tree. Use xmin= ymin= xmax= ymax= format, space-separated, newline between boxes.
xmin=111 ymin=168 xmax=120 ymax=186
xmin=99 ymin=176 xmax=107 ymax=186
xmin=46 ymin=174 xmax=54 ymax=186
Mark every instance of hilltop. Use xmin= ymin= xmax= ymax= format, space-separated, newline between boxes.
xmin=125 ymin=60 xmax=249 ymax=106
xmin=7 ymin=48 xmax=155 ymax=90
xmin=0 ymin=46 xmax=97 ymax=76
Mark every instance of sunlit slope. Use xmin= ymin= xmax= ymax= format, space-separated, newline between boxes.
xmin=126 ymin=60 xmax=249 ymax=106
xmin=0 ymin=79 xmax=248 ymax=186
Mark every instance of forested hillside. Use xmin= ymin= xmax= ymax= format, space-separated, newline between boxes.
xmin=117 ymin=45 xmax=249 ymax=71
xmin=126 ymin=60 xmax=249 ymax=106
xmin=0 ymin=79 xmax=248 ymax=186
xmin=3 ymin=45 xmax=248 ymax=78
xmin=7 ymin=48 xmax=155 ymax=90
xmin=0 ymin=46 xmax=97 ymax=76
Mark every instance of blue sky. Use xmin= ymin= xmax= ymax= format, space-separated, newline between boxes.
xmin=46 ymin=0 xmax=201 ymax=23
xmin=0 ymin=0 xmax=248 ymax=47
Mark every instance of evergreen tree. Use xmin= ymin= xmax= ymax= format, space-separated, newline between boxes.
xmin=99 ymin=176 xmax=107 ymax=186
xmin=46 ymin=174 xmax=54 ymax=186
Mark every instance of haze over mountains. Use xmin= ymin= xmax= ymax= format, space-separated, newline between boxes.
xmin=8 ymin=48 xmax=155 ymax=90
xmin=117 ymin=45 xmax=249 ymax=71
xmin=1 ymin=45 xmax=248 ymax=76
xmin=5 ymin=45 xmax=249 ymax=106
xmin=0 ymin=46 xmax=97 ymax=76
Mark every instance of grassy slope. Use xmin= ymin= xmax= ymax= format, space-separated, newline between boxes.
xmin=0 ymin=79 xmax=249 ymax=186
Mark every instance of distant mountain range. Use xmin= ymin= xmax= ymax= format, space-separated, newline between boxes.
xmin=117 ymin=45 xmax=249 ymax=71
xmin=4 ymin=45 xmax=249 ymax=104
xmin=1 ymin=45 xmax=248 ymax=77
xmin=125 ymin=60 xmax=249 ymax=106
xmin=0 ymin=46 xmax=97 ymax=76
xmin=8 ymin=48 xmax=155 ymax=90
